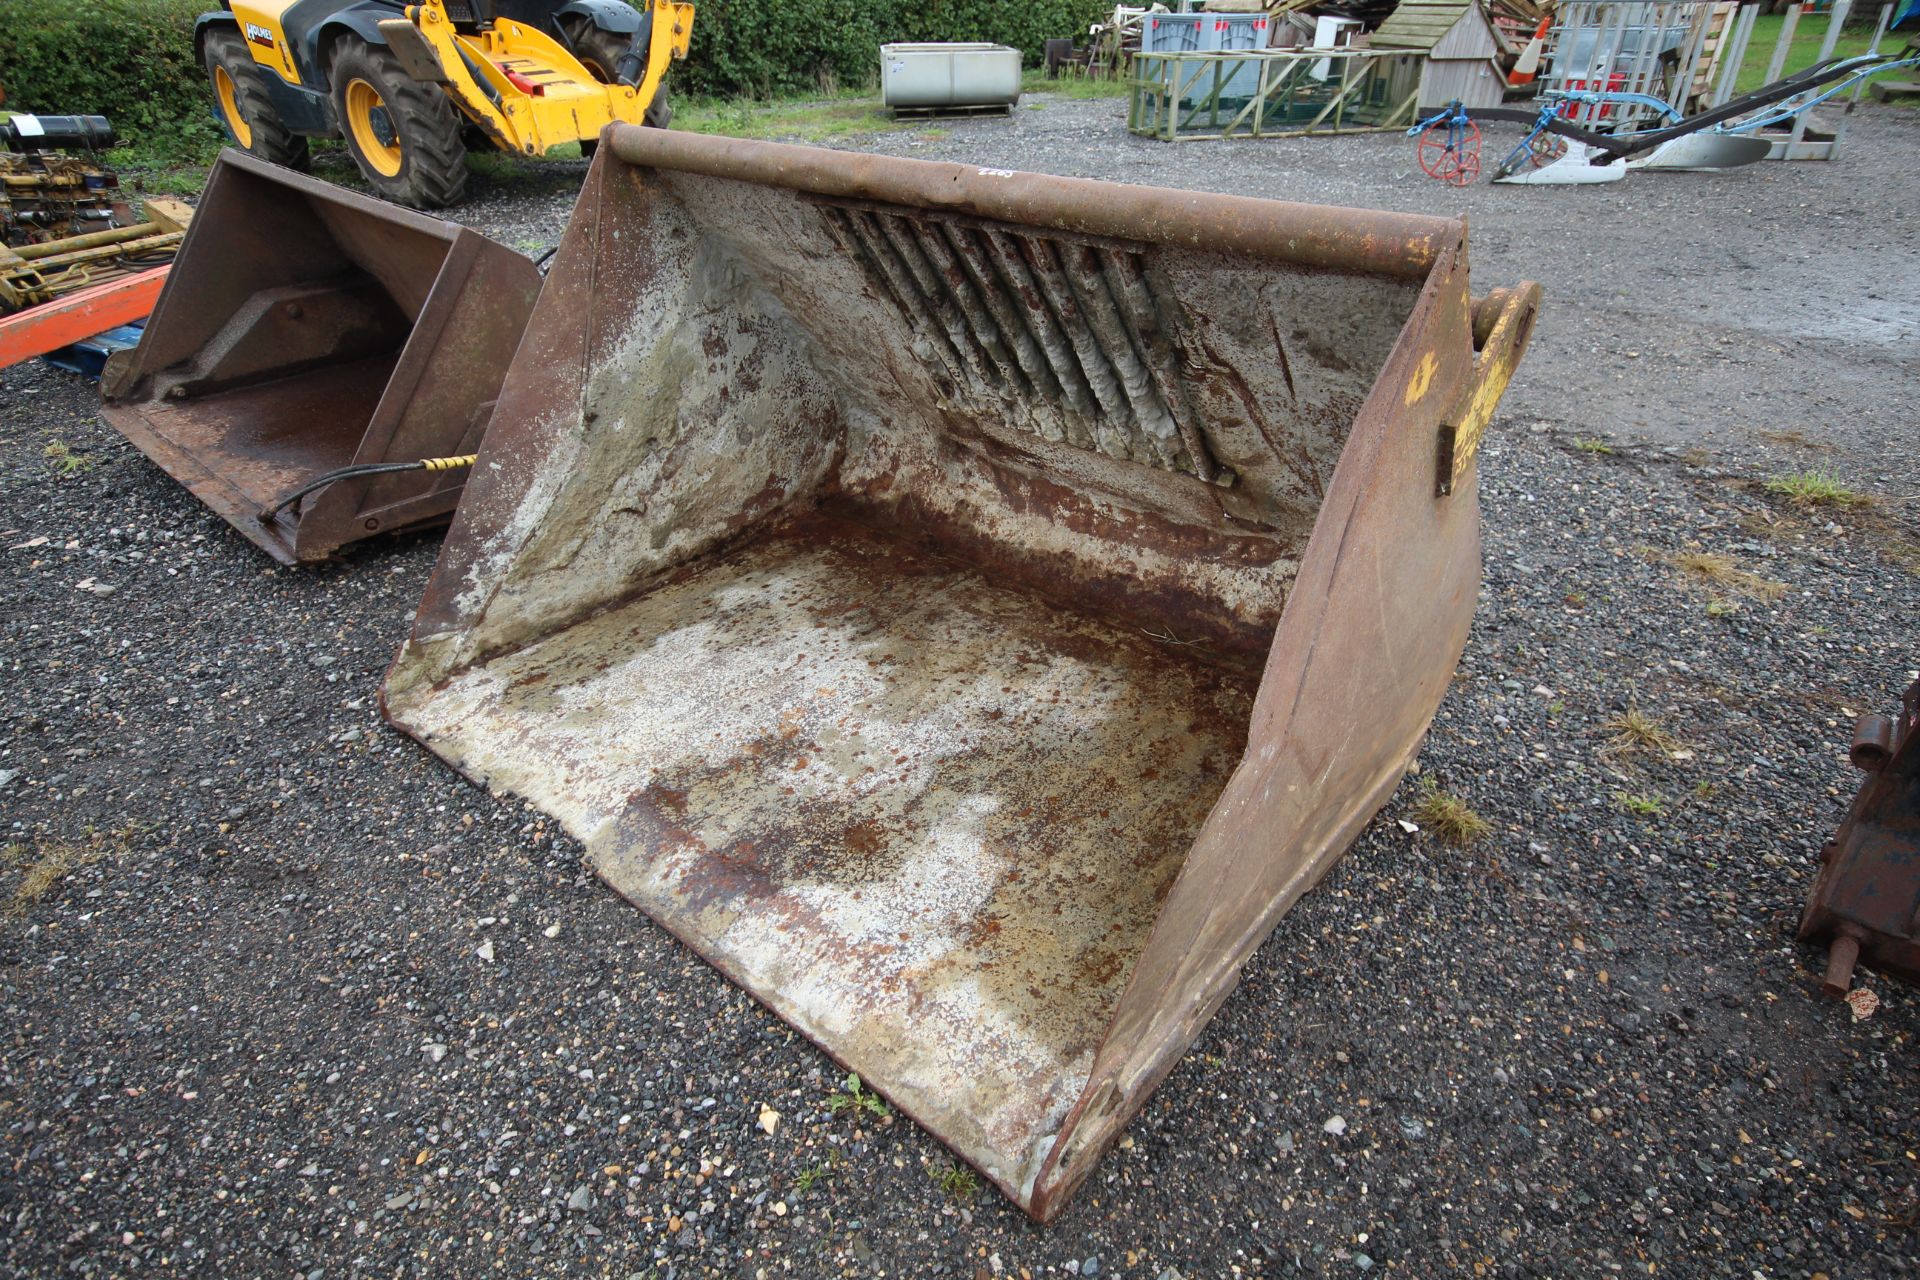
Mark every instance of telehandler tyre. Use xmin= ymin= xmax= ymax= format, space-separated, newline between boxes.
xmin=204 ymin=29 xmax=311 ymax=171
xmin=329 ymin=36 xmax=468 ymax=209
xmin=562 ymin=16 xmax=673 ymax=134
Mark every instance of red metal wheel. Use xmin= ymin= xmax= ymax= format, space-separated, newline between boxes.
xmin=1416 ymin=122 xmax=1459 ymax=180
xmin=1417 ymin=120 xmax=1480 ymax=184
xmin=1528 ymin=131 xmax=1567 ymax=167
xmin=1446 ymin=146 xmax=1482 ymax=187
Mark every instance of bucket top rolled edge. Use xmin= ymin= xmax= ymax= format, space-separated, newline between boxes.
xmin=604 ymin=127 xmax=1458 ymax=280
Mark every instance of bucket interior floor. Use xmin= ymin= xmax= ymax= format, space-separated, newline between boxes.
xmin=123 ymin=354 xmax=398 ymax=507
xmin=402 ymin=512 xmax=1257 ymax=1184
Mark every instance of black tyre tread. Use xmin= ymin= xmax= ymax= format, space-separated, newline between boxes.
xmin=560 ymin=18 xmax=631 ymax=84
xmin=329 ymin=38 xmax=468 ymax=209
xmin=561 ymin=16 xmax=672 ymax=129
xmin=204 ymin=29 xmax=311 ymax=171
xmin=644 ymin=84 xmax=672 ymax=129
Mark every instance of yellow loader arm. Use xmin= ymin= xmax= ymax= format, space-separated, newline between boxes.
xmin=382 ymin=0 xmax=693 ymax=155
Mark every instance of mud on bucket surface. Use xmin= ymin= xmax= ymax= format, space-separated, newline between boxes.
xmin=381 ymin=130 xmax=1539 ymax=1220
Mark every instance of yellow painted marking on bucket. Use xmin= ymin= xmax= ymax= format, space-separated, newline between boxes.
xmin=1404 ymin=350 xmax=1438 ymax=405
xmin=1446 ymin=291 xmax=1536 ymax=485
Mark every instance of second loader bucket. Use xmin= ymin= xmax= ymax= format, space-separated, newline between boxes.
xmin=100 ymin=151 xmax=542 ymax=564
xmin=383 ymin=130 xmax=1539 ymax=1220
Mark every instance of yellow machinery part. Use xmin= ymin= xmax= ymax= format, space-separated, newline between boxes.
xmin=213 ymin=62 xmax=256 ymax=147
xmin=404 ymin=0 xmax=693 ymax=155
xmin=226 ymin=1 xmax=305 ymax=84
xmin=225 ymin=1 xmax=692 ymax=156
xmin=341 ymin=78 xmax=406 ymax=176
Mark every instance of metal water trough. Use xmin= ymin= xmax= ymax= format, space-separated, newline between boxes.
xmin=100 ymin=150 xmax=542 ymax=564
xmin=382 ymin=129 xmax=1539 ymax=1220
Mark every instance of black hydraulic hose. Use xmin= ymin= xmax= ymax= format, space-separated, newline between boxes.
xmin=454 ymin=47 xmax=503 ymax=108
xmin=260 ymin=456 xmax=476 ymax=522
xmin=615 ymin=11 xmax=656 ymax=86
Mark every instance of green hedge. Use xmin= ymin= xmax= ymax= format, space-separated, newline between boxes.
xmin=682 ymin=0 xmax=1112 ymax=98
xmin=0 ymin=0 xmax=1108 ymax=150
xmin=0 ymin=0 xmax=219 ymax=158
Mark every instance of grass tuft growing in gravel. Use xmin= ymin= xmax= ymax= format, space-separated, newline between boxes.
xmin=1755 ymin=428 xmax=1825 ymax=451
xmin=1410 ymin=779 xmax=1491 ymax=846
xmin=1666 ymin=550 xmax=1787 ymax=602
xmin=791 ymin=1159 xmax=835 ymax=1194
xmin=1599 ymin=707 xmax=1684 ymax=759
xmin=42 ymin=441 xmax=91 ymax=476
xmin=3 ymin=840 xmax=101 ymax=915
xmin=930 ymin=1161 xmax=979 ymax=1201
xmin=825 ymin=1071 xmax=889 ymax=1118
xmin=1614 ymin=792 xmax=1664 ymax=818
xmin=1764 ymin=471 xmax=1872 ymax=508
xmin=1572 ymin=437 xmax=1615 ymax=455
xmin=1884 ymin=538 xmax=1920 ymax=576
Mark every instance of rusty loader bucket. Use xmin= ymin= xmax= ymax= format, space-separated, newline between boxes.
xmin=382 ymin=130 xmax=1540 ymax=1220
xmin=99 ymin=150 xmax=542 ymax=564
xmin=1799 ymin=673 xmax=1920 ymax=997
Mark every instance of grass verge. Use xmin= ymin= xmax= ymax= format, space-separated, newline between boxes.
xmin=1731 ymin=13 xmax=1906 ymax=97
xmin=90 ymin=74 xmax=1120 ymax=196
xmin=675 ymin=93 xmax=910 ymax=142
xmin=1020 ymin=70 xmax=1130 ymax=100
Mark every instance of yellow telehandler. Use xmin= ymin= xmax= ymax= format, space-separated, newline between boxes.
xmin=196 ymin=0 xmax=692 ymax=207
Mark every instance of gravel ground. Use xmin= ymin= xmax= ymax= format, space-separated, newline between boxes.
xmin=2 ymin=96 xmax=1917 ymax=1279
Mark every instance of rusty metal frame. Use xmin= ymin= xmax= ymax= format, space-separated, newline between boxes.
xmin=99 ymin=150 xmax=542 ymax=564
xmin=383 ymin=130 xmax=1539 ymax=1221
xmin=1799 ymin=674 xmax=1920 ymax=996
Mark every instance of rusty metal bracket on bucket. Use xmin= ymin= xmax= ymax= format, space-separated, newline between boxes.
xmin=383 ymin=129 xmax=1540 ymax=1221
xmin=99 ymin=150 xmax=542 ymax=564
xmin=1799 ymin=673 xmax=1920 ymax=997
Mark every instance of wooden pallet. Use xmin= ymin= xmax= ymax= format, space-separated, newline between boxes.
xmin=888 ymin=102 xmax=1017 ymax=119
